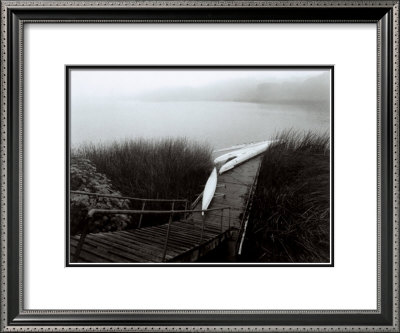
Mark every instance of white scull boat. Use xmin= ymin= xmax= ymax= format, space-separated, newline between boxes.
xmin=213 ymin=140 xmax=272 ymax=165
xmin=219 ymin=141 xmax=272 ymax=174
xmin=201 ymin=167 xmax=218 ymax=215
xmin=201 ymin=140 xmax=273 ymax=213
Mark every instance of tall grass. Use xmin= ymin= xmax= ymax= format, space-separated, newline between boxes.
xmin=241 ymin=131 xmax=330 ymax=263
xmin=72 ymin=138 xmax=213 ymax=228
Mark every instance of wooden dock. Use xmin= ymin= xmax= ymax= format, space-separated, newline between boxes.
xmin=70 ymin=155 xmax=262 ymax=263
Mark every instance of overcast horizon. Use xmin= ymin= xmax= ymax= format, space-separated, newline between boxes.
xmin=70 ymin=68 xmax=331 ymax=149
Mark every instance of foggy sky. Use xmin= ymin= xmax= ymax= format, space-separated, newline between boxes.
xmin=70 ymin=69 xmax=331 ymax=105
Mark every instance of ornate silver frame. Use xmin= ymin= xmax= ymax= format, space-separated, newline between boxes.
xmin=0 ymin=0 xmax=399 ymax=331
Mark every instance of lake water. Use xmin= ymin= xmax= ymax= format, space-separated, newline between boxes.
xmin=71 ymin=100 xmax=330 ymax=150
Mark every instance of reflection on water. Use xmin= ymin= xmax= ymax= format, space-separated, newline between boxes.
xmin=71 ymin=100 xmax=330 ymax=150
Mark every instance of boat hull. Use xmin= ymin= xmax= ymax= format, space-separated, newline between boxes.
xmin=201 ymin=167 xmax=218 ymax=215
xmin=214 ymin=140 xmax=273 ymax=165
xmin=219 ymin=141 xmax=272 ymax=174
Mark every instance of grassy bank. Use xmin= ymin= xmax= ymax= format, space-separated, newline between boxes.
xmin=241 ymin=131 xmax=330 ymax=263
xmin=71 ymin=138 xmax=213 ymax=230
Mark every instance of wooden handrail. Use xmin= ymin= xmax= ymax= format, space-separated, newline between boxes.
xmin=88 ymin=206 xmax=231 ymax=217
xmin=73 ymin=205 xmax=232 ymax=263
xmin=71 ymin=190 xmax=189 ymax=203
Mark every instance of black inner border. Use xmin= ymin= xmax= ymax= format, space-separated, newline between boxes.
xmin=6 ymin=4 xmax=394 ymax=328
xmin=65 ymin=65 xmax=335 ymax=268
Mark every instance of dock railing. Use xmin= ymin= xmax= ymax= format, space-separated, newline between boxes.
xmin=72 ymin=203 xmax=231 ymax=262
xmin=71 ymin=191 xmax=190 ymax=228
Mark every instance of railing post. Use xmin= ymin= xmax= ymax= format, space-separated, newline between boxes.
xmin=228 ymin=207 xmax=231 ymax=229
xmin=200 ymin=214 xmax=205 ymax=244
xmin=162 ymin=202 xmax=175 ymax=262
xmin=220 ymin=208 xmax=224 ymax=232
xmin=184 ymin=200 xmax=188 ymax=220
xmin=73 ymin=218 xmax=90 ymax=262
xmin=137 ymin=201 xmax=146 ymax=228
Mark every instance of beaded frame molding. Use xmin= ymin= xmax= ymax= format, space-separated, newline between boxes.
xmin=0 ymin=0 xmax=399 ymax=332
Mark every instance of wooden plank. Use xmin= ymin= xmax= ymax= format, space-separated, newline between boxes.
xmin=105 ymin=231 xmax=185 ymax=257
xmin=119 ymin=230 xmax=192 ymax=252
xmin=169 ymin=231 xmax=231 ymax=263
xmin=171 ymin=221 xmax=222 ymax=234
xmin=80 ymin=236 xmax=151 ymax=262
xmin=111 ymin=231 xmax=175 ymax=252
xmin=86 ymin=233 xmax=165 ymax=261
xmin=168 ymin=221 xmax=221 ymax=234
xmin=134 ymin=228 xmax=204 ymax=248
xmin=70 ymin=240 xmax=115 ymax=263
xmin=76 ymin=249 xmax=112 ymax=263
xmin=70 ymin=244 xmax=91 ymax=263
xmin=132 ymin=225 xmax=203 ymax=242
xmin=98 ymin=232 xmax=165 ymax=251
xmin=98 ymin=233 xmax=177 ymax=261
xmin=143 ymin=225 xmax=219 ymax=244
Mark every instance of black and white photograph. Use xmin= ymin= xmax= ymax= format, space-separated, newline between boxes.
xmin=67 ymin=66 xmax=333 ymax=265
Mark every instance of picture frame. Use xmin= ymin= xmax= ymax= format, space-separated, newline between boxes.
xmin=1 ymin=0 xmax=398 ymax=331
